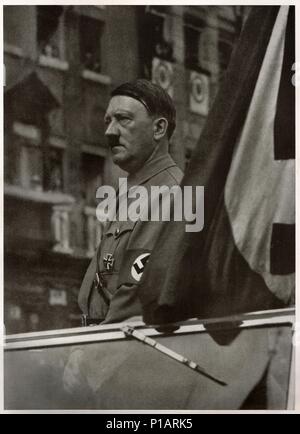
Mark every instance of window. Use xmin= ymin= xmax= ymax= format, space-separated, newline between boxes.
xmin=37 ymin=6 xmax=65 ymax=59
xmin=218 ymin=29 xmax=235 ymax=72
xmin=11 ymin=123 xmax=43 ymax=190
xmin=79 ymin=15 xmax=103 ymax=73
xmin=19 ymin=142 xmax=65 ymax=192
xmin=4 ymin=6 xmax=23 ymax=50
xmin=19 ymin=140 xmax=43 ymax=191
xmin=11 ymin=124 xmax=65 ymax=192
xmin=184 ymin=14 xmax=205 ymax=71
xmin=145 ymin=6 xmax=174 ymax=62
xmin=48 ymin=147 xmax=64 ymax=192
xmin=139 ymin=6 xmax=174 ymax=79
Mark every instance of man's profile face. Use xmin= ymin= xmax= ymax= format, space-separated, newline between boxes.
xmin=104 ymin=95 xmax=156 ymax=174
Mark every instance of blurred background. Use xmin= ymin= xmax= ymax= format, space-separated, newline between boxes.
xmin=3 ymin=5 xmax=251 ymax=334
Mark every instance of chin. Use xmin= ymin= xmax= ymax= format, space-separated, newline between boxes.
xmin=112 ymin=156 xmax=129 ymax=171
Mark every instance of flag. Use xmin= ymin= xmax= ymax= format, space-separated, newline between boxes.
xmin=139 ymin=6 xmax=295 ymax=325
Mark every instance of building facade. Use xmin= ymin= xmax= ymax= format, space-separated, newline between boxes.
xmin=4 ymin=5 xmax=249 ymax=333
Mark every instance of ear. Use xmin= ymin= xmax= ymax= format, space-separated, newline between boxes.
xmin=153 ymin=117 xmax=168 ymax=141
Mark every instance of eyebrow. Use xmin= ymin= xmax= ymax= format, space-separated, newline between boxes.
xmin=105 ymin=109 xmax=134 ymax=119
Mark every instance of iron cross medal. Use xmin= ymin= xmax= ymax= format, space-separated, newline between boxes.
xmin=103 ymin=254 xmax=115 ymax=271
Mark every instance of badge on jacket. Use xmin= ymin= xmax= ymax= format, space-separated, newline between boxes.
xmin=103 ymin=254 xmax=115 ymax=271
xmin=118 ymin=249 xmax=151 ymax=285
xmin=131 ymin=253 xmax=151 ymax=282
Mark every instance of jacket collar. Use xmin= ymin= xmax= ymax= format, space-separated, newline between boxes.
xmin=105 ymin=153 xmax=177 ymax=230
xmin=127 ymin=153 xmax=177 ymax=189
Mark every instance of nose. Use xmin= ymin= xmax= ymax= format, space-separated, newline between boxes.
xmin=105 ymin=121 xmax=120 ymax=148
xmin=105 ymin=119 xmax=119 ymax=137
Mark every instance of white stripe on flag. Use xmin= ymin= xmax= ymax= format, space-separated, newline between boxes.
xmin=225 ymin=6 xmax=294 ymax=302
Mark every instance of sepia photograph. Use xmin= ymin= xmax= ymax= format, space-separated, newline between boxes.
xmin=1 ymin=2 xmax=296 ymax=414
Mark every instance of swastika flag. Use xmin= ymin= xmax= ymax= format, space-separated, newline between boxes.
xmin=139 ymin=6 xmax=295 ymax=325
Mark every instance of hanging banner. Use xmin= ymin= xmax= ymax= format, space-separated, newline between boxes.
xmin=189 ymin=71 xmax=210 ymax=116
xmin=152 ymin=57 xmax=174 ymax=98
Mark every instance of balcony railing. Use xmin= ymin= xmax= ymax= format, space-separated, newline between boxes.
xmin=4 ymin=184 xmax=105 ymax=258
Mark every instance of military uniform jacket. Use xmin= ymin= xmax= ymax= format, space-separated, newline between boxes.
xmin=78 ymin=153 xmax=183 ymax=324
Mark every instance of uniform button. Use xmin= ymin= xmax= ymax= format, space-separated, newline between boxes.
xmin=115 ymin=228 xmax=120 ymax=237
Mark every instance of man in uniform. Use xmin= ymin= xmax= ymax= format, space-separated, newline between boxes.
xmin=78 ymin=79 xmax=183 ymax=325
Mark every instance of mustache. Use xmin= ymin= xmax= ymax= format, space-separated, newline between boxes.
xmin=107 ymin=135 xmax=121 ymax=148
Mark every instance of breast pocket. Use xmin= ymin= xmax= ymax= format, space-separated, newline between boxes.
xmin=101 ymin=220 xmax=137 ymax=274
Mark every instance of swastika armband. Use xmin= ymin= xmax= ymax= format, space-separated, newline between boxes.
xmin=118 ymin=249 xmax=151 ymax=286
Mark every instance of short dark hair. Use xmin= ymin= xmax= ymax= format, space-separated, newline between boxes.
xmin=111 ymin=79 xmax=176 ymax=139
